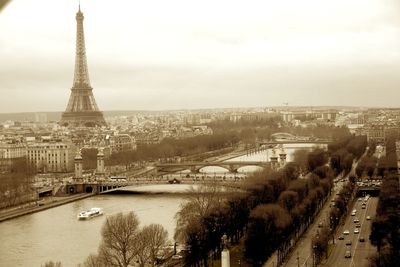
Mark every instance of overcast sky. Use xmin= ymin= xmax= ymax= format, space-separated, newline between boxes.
xmin=0 ymin=0 xmax=399 ymax=113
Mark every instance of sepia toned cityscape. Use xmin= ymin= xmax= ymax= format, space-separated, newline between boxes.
xmin=0 ymin=1 xmax=399 ymax=267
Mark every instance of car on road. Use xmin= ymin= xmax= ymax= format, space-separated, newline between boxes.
xmin=343 ymin=230 xmax=350 ymax=235
xmin=354 ymin=229 xmax=360 ymax=234
xmin=353 ymin=218 xmax=360 ymax=223
xmin=318 ymin=221 xmax=323 ymax=228
xmin=345 ymin=250 xmax=352 ymax=258
xmin=358 ymin=197 xmax=362 ymax=201
xmin=355 ymin=223 xmax=361 ymax=228
xmin=338 ymin=235 xmax=344 ymax=240
xmin=171 ymin=254 xmax=183 ymax=260
xmin=346 ymin=240 xmax=352 ymax=246
xmin=366 ymin=216 xmax=371 ymax=220
xmin=359 ymin=237 xmax=365 ymax=242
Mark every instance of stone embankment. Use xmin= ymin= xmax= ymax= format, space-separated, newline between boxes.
xmin=0 ymin=193 xmax=93 ymax=222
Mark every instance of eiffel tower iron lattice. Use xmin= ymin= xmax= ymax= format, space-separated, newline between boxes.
xmin=60 ymin=5 xmax=106 ymax=127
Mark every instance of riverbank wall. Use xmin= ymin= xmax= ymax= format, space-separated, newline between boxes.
xmin=0 ymin=193 xmax=94 ymax=223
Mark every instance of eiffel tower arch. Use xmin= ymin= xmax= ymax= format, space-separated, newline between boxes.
xmin=60 ymin=5 xmax=106 ymax=128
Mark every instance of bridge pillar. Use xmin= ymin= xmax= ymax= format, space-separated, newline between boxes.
xmin=228 ymin=164 xmax=238 ymax=173
xmin=270 ymin=156 xmax=279 ymax=170
xmin=74 ymin=149 xmax=83 ymax=181
xmin=96 ymin=148 xmax=105 ymax=175
xmin=190 ymin=166 xmax=200 ymax=173
xmin=279 ymin=153 xmax=287 ymax=167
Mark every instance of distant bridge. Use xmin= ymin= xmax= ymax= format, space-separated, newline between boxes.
xmin=256 ymin=139 xmax=333 ymax=146
xmin=155 ymin=161 xmax=270 ymax=173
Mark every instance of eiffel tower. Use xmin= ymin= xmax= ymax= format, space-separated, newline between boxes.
xmin=60 ymin=5 xmax=106 ymax=127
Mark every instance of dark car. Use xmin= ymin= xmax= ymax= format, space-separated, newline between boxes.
xmin=338 ymin=235 xmax=344 ymax=240
xmin=359 ymin=237 xmax=365 ymax=242
xmin=346 ymin=240 xmax=352 ymax=246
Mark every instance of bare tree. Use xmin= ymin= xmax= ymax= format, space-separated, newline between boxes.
xmin=174 ymin=182 xmax=225 ymax=243
xmin=98 ymin=212 xmax=140 ymax=267
xmin=41 ymin=261 xmax=62 ymax=267
xmin=82 ymin=254 xmax=106 ymax=267
xmin=137 ymin=224 xmax=169 ymax=267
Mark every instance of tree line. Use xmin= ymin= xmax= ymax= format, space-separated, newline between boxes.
xmin=81 ymin=131 xmax=241 ymax=169
xmin=209 ymin=118 xmax=350 ymax=143
xmin=313 ymin=175 xmax=356 ymax=265
xmin=369 ymin=135 xmax=400 ymax=267
xmin=309 ymin=135 xmax=369 ymax=265
xmin=0 ymin=157 xmax=35 ymax=208
xmin=329 ymin=135 xmax=367 ymax=176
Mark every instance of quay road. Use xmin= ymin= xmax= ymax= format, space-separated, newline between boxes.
xmin=323 ymin=197 xmax=378 ymax=267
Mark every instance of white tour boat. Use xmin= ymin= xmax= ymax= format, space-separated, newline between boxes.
xmin=78 ymin=207 xmax=103 ymax=220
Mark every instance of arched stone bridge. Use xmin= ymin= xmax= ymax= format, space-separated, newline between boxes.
xmin=256 ymin=139 xmax=333 ymax=147
xmin=155 ymin=161 xmax=270 ymax=173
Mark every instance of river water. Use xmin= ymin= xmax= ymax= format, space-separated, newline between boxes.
xmin=0 ymin=192 xmax=186 ymax=267
xmin=0 ymin=143 xmax=325 ymax=267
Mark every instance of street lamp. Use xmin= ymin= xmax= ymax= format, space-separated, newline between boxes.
xmin=312 ymin=245 xmax=317 ymax=267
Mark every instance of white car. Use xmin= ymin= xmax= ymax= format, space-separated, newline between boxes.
xmin=354 ymin=229 xmax=359 ymax=234
xmin=171 ymin=255 xmax=183 ymax=260
xmin=343 ymin=230 xmax=350 ymax=235
xmin=366 ymin=216 xmax=371 ymax=220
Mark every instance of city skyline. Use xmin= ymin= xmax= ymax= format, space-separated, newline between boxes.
xmin=1 ymin=0 xmax=400 ymax=113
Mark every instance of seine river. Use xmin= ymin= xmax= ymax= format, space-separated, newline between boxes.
xmin=0 ymin=193 xmax=186 ymax=267
xmin=0 ymin=143 xmax=324 ymax=267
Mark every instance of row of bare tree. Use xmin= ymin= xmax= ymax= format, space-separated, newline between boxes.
xmin=81 ymin=131 xmax=241 ymax=169
xmin=313 ymin=178 xmax=356 ymax=265
xmin=208 ymin=118 xmax=350 ymax=142
xmin=0 ymin=158 xmax=35 ymax=209
xmin=329 ymin=135 xmax=368 ymax=176
xmin=311 ymin=135 xmax=368 ymax=264
xmin=244 ymin=150 xmax=334 ymax=266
